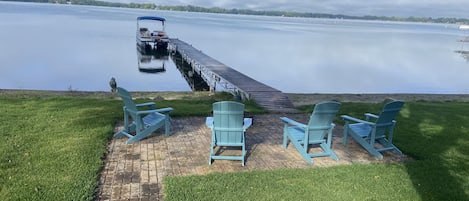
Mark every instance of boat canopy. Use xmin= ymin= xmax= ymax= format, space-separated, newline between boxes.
xmin=137 ymin=16 xmax=166 ymax=21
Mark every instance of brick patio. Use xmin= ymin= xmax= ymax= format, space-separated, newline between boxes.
xmin=96 ymin=114 xmax=408 ymax=201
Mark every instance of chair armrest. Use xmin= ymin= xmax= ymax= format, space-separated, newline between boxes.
xmin=308 ymin=124 xmax=334 ymax=130
xmin=136 ymin=102 xmax=156 ymax=108
xmin=243 ymin=118 xmax=253 ymax=130
xmin=135 ymin=102 xmax=156 ymax=111
xmin=154 ymin=107 xmax=173 ymax=114
xmin=341 ymin=115 xmax=375 ymax=126
xmin=206 ymin=117 xmax=214 ymax=128
xmin=280 ymin=117 xmax=307 ymax=128
xmin=136 ymin=107 xmax=173 ymax=115
xmin=365 ymin=113 xmax=379 ymax=120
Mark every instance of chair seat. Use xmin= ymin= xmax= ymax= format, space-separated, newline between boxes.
xmin=286 ymin=127 xmax=326 ymax=144
xmin=142 ymin=112 xmax=166 ymax=126
xmin=287 ymin=127 xmax=305 ymax=141
xmin=348 ymin=123 xmax=372 ymax=138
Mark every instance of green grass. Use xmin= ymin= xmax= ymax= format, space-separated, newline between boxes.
xmin=0 ymin=92 xmax=262 ymax=201
xmin=165 ymin=164 xmax=418 ymax=201
xmin=0 ymin=96 xmax=122 ymax=201
xmin=142 ymin=93 xmax=265 ymax=117
xmin=2 ymin=93 xmax=468 ymax=201
xmin=164 ymin=101 xmax=469 ymax=201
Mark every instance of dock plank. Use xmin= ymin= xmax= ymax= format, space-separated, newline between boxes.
xmin=169 ymin=38 xmax=297 ymax=113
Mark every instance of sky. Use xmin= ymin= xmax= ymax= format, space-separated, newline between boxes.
xmin=111 ymin=0 xmax=469 ymax=19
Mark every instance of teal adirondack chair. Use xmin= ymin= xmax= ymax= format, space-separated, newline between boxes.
xmin=341 ymin=101 xmax=404 ymax=158
xmin=206 ymin=101 xmax=252 ymax=166
xmin=280 ymin=101 xmax=341 ymax=164
xmin=113 ymin=87 xmax=173 ymax=144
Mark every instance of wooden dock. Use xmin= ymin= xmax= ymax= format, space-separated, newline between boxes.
xmin=169 ymin=38 xmax=296 ymax=113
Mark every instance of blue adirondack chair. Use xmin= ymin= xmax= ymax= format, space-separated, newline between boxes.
xmin=341 ymin=100 xmax=404 ymax=158
xmin=113 ymin=87 xmax=173 ymax=144
xmin=280 ymin=101 xmax=341 ymax=164
xmin=206 ymin=101 xmax=252 ymax=166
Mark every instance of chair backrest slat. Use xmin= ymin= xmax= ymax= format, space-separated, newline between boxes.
xmin=375 ymin=101 xmax=404 ymax=137
xmin=307 ymin=101 xmax=341 ymax=141
xmin=213 ymin=101 xmax=245 ymax=144
xmin=117 ymin=87 xmax=141 ymax=124
xmin=117 ymin=87 xmax=137 ymax=111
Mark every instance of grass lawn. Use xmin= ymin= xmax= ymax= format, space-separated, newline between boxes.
xmin=0 ymin=91 xmax=259 ymax=201
xmin=164 ymin=101 xmax=469 ymax=201
xmin=1 ymin=92 xmax=468 ymax=201
xmin=0 ymin=96 xmax=121 ymax=201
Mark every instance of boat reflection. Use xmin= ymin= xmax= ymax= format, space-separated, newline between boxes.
xmin=136 ymin=43 xmax=210 ymax=91
xmin=456 ymin=36 xmax=469 ymax=63
xmin=171 ymin=51 xmax=210 ymax=91
xmin=455 ymin=50 xmax=469 ymax=62
xmin=137 ymin=45 xmax=169 ymax=73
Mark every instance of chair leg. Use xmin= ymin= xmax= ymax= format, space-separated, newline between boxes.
xmin=242 ymin=142 xmax=245 ymax=166
xmin=288 ymin=136 xmax=313 ymax=164
xmin=209 ymin=130 xmax=215 ymax=165
xmin=126 ymin=128 xmax=152 ymax=144
xmin=124 ymin=122 xmax=136 ymax=133
xmin=113 ymin=130 xmax=126 ymax=138
xmin=342 ymin=122 xmax=349 ymax=145
xmin=351 ymin=134 xmax=384 ymax=159
xmin=209 ymin=145 xmax=214 ymax=165
xmin=377 ymin=138 xmax=403 ymax=155
xmin=164 ymin=114 xmax=171 ymax=136
xmin=368 ymin=148 xmax=384 ymax=159
xmin=114 ymin=122 xmax=136 ymax=138
xmin=325 ymin=128 xmax=338 ymax=161
xmin=282 ymin=125 xmax=289 ymax=150
xmin=319 ymin=143 xmax=339 ymax=161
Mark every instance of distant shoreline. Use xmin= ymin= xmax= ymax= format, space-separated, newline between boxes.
xmin=3 ymin=1 xmax=469 ymax=24
xmin=2 ymin=89 xmax=469 ymax=106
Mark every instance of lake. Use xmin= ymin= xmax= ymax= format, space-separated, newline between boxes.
xmin=1 ymin=2 xmax=469 ymax=94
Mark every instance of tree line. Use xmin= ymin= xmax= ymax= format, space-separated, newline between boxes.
xmin=4 ymin=0 xmax=469 ymax=24
xmin=4 ymin=0 xmax=156 ymax=9
xmin=157 ymin=5 xmax=469 ymax=24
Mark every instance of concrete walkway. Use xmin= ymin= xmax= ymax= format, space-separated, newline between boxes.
xmin=96 ymin=114 xmax=408 ymax=201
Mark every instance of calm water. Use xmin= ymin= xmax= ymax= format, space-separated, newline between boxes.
xmin=1 ymin=2 xmax=469 ymax=93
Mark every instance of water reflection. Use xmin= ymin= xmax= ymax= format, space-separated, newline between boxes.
xmin=455 ymin=36 xmax=469 ymax=62
xmin=135 ymin=43 xmax=210 ymax=90
xmin=136 ymin=44 xmax=169 ymax=74
xmin=171 ymin=51 xmax=210 ymax=91
xmin=455 ymin=50 xmax=469 ymax=62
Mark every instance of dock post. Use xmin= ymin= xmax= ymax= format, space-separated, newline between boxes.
xmin=210 ymin=79 xmax=216 ymax=92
